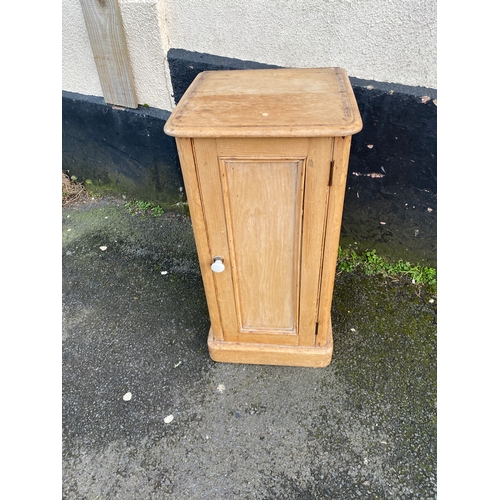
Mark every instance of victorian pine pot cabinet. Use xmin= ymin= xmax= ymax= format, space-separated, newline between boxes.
xmin=164 ymin=68 xmax=362 ymax=367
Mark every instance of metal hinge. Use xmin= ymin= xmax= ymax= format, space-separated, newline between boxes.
xmin=328 ymin=160 xmax=334 ymax=186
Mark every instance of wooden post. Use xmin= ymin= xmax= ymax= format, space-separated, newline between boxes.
xmin=79 ymin=0 xmax=138 ymax=108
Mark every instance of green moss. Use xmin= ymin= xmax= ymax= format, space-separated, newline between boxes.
xmin=337 ymin=247 xmax=437 ymax=292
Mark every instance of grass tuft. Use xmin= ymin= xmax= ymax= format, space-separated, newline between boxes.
xmin=124 ymin=200 xmax=164 ymax=217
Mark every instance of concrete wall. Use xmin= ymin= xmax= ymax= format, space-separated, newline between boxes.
xmin=62 ymin=0 xmax=103 ymax=98
xmin=165 ymin=0 xmax=436 ymax=89
xmin=62 ymin=0 xmax=437 ymax=266
xmin=62 ymin=0 xmax=437 ymax=111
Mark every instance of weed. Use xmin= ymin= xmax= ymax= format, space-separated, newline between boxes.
xmin=124 ymin=200 xmax=164 ymax=217
xmin=337 ymin=247 xmax=437 ymax=289
xmin=87 ymin=190 xmax=103 ymax=200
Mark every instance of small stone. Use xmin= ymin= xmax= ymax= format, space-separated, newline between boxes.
xmin=99 ymin=246 xmax=107 ymax=251
xmin=161 ymin=271 xmax=168 ymax=275
xmin=123 ymin=392 xmax=132 ymax=401
xmin=164 ymin=415 xmax=174 ymax=424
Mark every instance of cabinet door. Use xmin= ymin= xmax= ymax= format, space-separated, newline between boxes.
xmin=191 ymin=137 xmax=333 ymax=346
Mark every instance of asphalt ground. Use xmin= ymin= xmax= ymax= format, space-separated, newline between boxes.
xmin=62 ymin=196 xmax=437 ymax=499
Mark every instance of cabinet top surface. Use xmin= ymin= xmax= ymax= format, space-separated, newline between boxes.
xmin=164 ymin=68 xmax=362 ymax=138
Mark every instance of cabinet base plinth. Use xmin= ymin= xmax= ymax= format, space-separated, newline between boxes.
xmin=207 ymin=325 xmax=333 ymax=368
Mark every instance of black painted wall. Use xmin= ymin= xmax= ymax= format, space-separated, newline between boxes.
xmin=166 ymin=50 xmax=437 ymax=265
xmin=62 ymin=92 xmax=184 ymax=205
xmin=62 ymin=49 xmax=436 ymax=265
xmin=167 ymin=49 xmax=437 ymax=194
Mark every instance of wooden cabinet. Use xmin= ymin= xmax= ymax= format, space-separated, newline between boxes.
xmin=164 ymin=68 xmax=362 ymax=367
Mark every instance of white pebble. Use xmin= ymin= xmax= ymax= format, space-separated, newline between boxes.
xmin=164 ymin=415 xmax=174 ymax=424
xmin=161 ymin=271 xmax=168 ymax=275
xmin=100 ymin=246 xmax=107 ymax=251
xmin=123 ymin=392 xmax=132 ymax=401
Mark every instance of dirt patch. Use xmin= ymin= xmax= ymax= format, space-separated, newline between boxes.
xmin=62 ymin=171 xmax=93 ymax=207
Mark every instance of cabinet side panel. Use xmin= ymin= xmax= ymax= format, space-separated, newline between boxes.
xmin=316 ymin=135 xmax=352 ymax=347
xmin=298 ymin=137 xmax=333 ymax=346
xmin=221 ymin=159 xmax=303 ymax=333
xmin=175 ymin=138 xmax=224 ymax=340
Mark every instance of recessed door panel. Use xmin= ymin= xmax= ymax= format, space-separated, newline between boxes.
xmin=192 ymin=137 xmax=332 ymax=347
xmin=220 ymin=159 xmax=304 ymax=336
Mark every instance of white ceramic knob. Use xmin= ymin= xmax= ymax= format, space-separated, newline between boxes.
xmin=211 ymin=257 xmax=225 ymax=273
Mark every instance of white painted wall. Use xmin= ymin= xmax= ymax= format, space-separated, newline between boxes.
xmin=62 ymin=0 xmax=103 ymax=98
xmin=62 ymin=0 xmax=437 ymax=112
xmin=165 ymin=0 xmax=437 ymax=88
